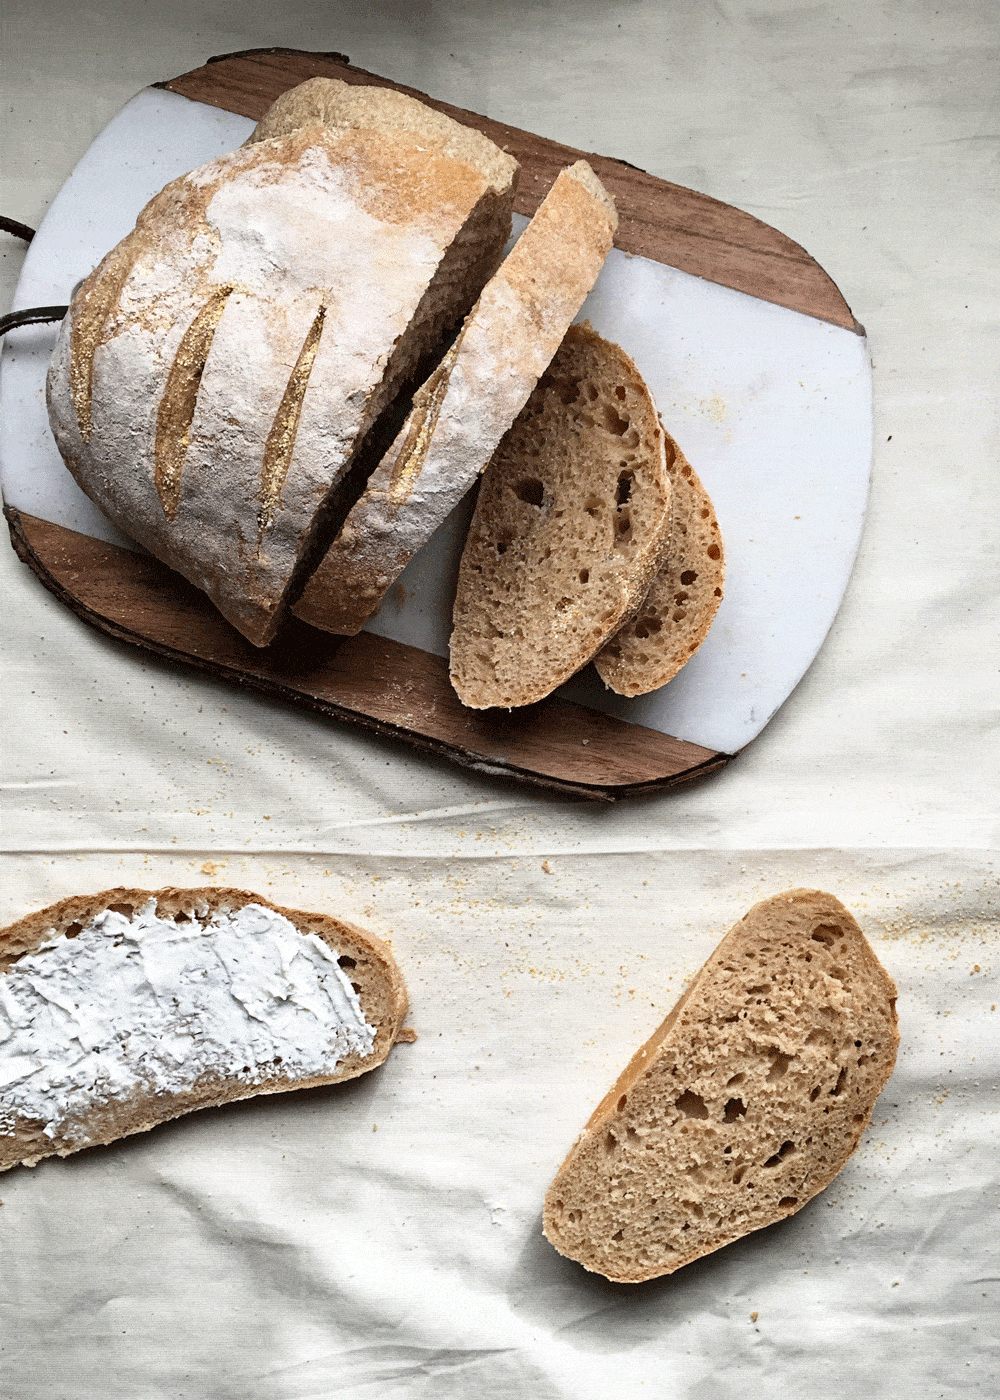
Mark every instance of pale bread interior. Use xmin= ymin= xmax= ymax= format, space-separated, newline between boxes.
xmin=449 ymin=323 xmax=672 ymax=708
xmin=543 ymin=889 xmax=899 ymax=1282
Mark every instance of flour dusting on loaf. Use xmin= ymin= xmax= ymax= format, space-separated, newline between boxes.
xmin=46 ymin=81 xmax=517 ymax=645
xmin=293 ymin=160 xmax=618 ymax=637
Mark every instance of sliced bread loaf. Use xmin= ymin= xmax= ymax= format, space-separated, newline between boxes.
xmin=0 ymin=886 xmax=410 ymax=1171
xmin=594 ymin=443 xmax=724 ymax=695
xmin=292 ymin=160 xmax=618 ymax=636
xmin=543 ymin=889 xmax=899 ymax=1282
xmin=47 ymin=80 xmax=517 ymax=646
xmin=448 ymin=323 xmax=673 ymax=708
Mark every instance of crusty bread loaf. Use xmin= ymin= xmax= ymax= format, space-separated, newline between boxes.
xmin=46 ymin=80 xmax=517 ymax=646
xmin=448 ymin=323 xmax=673 ymax=708
xmin=543 ymin=890 xmax=899 ymax=1282
xmin=0 ymin=886 xmax=410 ymax=1171
xmin=292 ymin=161 xmax=618 ymax=636
xmin=594 ymin=442 xmax=724 ymax=694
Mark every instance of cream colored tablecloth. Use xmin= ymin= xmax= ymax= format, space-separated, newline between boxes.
xmin=2 ymin=3 xmax=997 ymax=1396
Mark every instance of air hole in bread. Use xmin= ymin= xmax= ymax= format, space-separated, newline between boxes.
xmin=726 ymin=1072 xmax=745 ymax=1087
xmin=617 ymin=1094 xmax=627 ymax=1111
xmin=616 ymin=471 xmax=633 ymax=506
xmin=64 ymin=922 xmax=83 ymax=939
xmin=584 ymin=494 xmax=603 ymax=516
xmin=779 ymin=1197 xmax=798 ymax=1209
xmin=767 ymin=1052 xmax=792 ymax=1080
xmin=723 ymin=1098 xmax=747 ymax=1122
xmin=108 ymin=903 xmax=136 ymax=918
xmin=680 ymin=570 xmax=698 ymax=585
xmin=615 ymin=385 xmax=627 ymax=401
xmin=830 ymin=1066 xmax=848 ymax=1096
xmin=675 ymin=1091 xmax=709 ymax=1119
xmin=604 ymin=1131 xmax=617 ymax=1155
xmin=337 ymin=955 xmax=357 ymax=969
xmin=515 ymin=477 xmax=545 ymax=507
xmin=603 ymin=404 xmax=629 ymax=435
xmin=626 ymin=1127 xmax=640 ymax=1147
xmin=812 ymin=923 xmax=843 ymax=946
xmin=763 ymin=1140 xmax=796 ymax=1168
xmin=612 ymin=1228 xmax=624 ymax=1241
xmin=809 ymin=1086 xmax=821 ymax=1101
xmin=615 ymin=510 xmax=632 ymax=541
xmin=707 ymin=544 xmax=721 ymax=560
xmin=732 ymin=1165 xmax=748 ymax=1185
xmin=579 ymin=569 xmax=590 ymax=584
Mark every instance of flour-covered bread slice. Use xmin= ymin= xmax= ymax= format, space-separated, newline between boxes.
xmin=594 ymin=444 xmax=724 ymax=694
xmin=0 ymin=886 xmax=410 ymax=1172
xmin=449 ymin=323 xmax=672 ymax=708
xmin=543 ymin=890 xmax=899 ymax=1283
xmin=46 ymin=80 xmax=517 ymax=646
xmin=292 ymin=161 xmax=617 ymax=636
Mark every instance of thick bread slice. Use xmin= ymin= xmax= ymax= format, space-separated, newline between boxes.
xmin=0 ymin=886 xmax=410 ymax=1172
xmin=449 ymin=323 xmax=672 ymax=709
xmin=543 ymin=890 xmax=899 ymax=1282
xmin=292 ymin=161 xmax=618 ymax=636
xmin=46 ymin=81 xmax=517 ymax=646
xmin=594 ymin=444 xmax=725 ymax=695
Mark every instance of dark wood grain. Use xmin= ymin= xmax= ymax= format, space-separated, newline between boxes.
xmin=6 ymin=509 xmax=727 ymax=801
xmin=157 ymin=47 xmax=861 ymax=333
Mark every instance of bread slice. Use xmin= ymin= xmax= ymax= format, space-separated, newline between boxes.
xmin=543 ymin=889 xmax=899 ymax=1282
xmin=0 ymin=886 xmax=410 ymax=1171
xmin=292 ymin=161 xmax=618 ymax=636
xmin=448 ymin=323 xmax=673 ymax=708
xmin=46 ymin=80 xmax=517 ymax=646
xmin=594 ymin=444 xmax=724 ymax=695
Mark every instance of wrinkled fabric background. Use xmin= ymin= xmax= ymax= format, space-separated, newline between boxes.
xmin=1 ymin=3 xmax=997 ymax=1397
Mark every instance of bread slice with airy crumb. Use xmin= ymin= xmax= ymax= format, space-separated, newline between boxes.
xmin=543 ymin=889 xmax=899 ymax=1282
xmin=0 ymin=887 xmax=410 ymax=1172
xmin=449 ymin=323 xmax=673 ymax=709
xmin=292 ymin=160 xmax=617 ymax=637
xmin=594 ymin=444 xmax=724 ymax=695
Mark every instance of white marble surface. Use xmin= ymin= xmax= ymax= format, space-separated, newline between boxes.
xmin=1 ymin=3 xmax=997 ymax=1397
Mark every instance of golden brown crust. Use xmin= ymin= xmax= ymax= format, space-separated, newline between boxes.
xmin=0 ymin=887 xmax=409 ymax=1173
xmin=543 ymin=890 xmax=899 ymax=1282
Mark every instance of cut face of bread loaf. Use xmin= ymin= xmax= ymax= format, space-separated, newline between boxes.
xmin=46 ymin=80 xmax=517 ymax=646
xmin=594 ymin=444 xmax=724 ymax=695
xmin=292 ymin=160 xmax=618 ymax=637
xmin=543 ymin=889 xmax=899 ymax=1282
xmin=0 ymin=886 xmax=409 ymax=1171
xmin=448 ymin=323 xmax=673 ymax=708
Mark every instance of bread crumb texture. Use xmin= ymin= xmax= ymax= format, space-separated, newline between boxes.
xmin=450 ymin=323 xmax=672 ymax=707
xmin=543 ymin=889 xmax=899 ymax=1282
xmin=594 ymin=437 xmax=724 ymax=695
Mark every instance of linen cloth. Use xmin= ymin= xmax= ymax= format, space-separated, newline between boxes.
xmin=2 ymin=3 xmax=996 ymax=1396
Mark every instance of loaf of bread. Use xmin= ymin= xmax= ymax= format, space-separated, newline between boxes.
xmin=543 ymin=889 xmax=899 ymax=1281
xmin=46 ymin=79 xmax=517 ymax=646
xmin=292 ymin=161 xmax=618 ymax=636
xmin=449 ymin=323 xmax=673 ymax=708
xmin=0 ymin=886 xmax=409 ymax=1171
xmin=594 ymin=442 xmax=724 ymax=694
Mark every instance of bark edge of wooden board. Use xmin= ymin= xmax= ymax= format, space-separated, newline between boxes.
xmin=6 ymin=509 xmax=729 ymax=802
xmin=156 ymin=48 xmax=862 ymax=333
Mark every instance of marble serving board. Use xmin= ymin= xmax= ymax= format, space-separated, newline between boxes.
xmin=0 ymin=50 xmax=872 ymax=799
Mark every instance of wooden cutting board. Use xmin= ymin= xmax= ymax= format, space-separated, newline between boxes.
xmin=1 ymin=48 xmax=870 ymax=800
